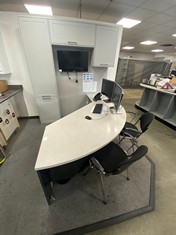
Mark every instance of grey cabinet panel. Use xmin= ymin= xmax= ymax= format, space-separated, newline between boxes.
xmin=137 ymin=84 xmax=176 ymax=127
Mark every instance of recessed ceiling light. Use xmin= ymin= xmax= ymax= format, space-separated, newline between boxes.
xmin=122 ymin=46 xmax=135 ymax=50
xmin=172 ymin=34 xmax=176 ymax=37
xmin=24 ymin=4 xmax=53 ymax=16
xmin=151 ymin=49 xmax=163 ymax=52
xmin=116 ymin=18 xmax=141 ymax=28
xmin=140 ymin=41 xmax=157 ymax=45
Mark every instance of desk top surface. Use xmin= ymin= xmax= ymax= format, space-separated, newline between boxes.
xmin=35 ymin=101 xmax=126 ymax=171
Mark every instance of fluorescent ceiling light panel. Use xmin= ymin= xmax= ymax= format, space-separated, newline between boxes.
xmin=151 ymin=49 xmax=163 ymax=52
xmin=116 ymin=18 xmax=141 ymax=28
xmin=172 ymin=34 xmax=176 ymax=37
xmin=24 ymin=4 xmax=53 ymax=16
xmin=122 ymin=46 xmax=135 ymax=50
xmin=140 ymin=41 xmax=157 ymax=45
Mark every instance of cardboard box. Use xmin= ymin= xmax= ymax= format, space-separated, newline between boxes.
xmin=0 ymin=80 xmax=8 ymax=93
xmin=170 ymin=77 xmax=176 ymax=85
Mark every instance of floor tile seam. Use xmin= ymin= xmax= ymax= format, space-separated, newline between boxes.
xmin=156 ymin=176 xmax=176 ymax=184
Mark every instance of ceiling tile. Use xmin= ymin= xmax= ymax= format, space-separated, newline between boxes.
xmin=152 ymin=25 xmax=173 ymax=33
xmin=0 ymin=0 xmax=22 ymax=3
xmin=82 ymin=0 xmax=109 ymax=10
xmin=22 ymin=0 xmax=50 ymax=6
xmin=162 ymin=6 xmax=176 ymax=17
xmin=112 ymin=0 xmax=147 ymax=7
xmin=144 ymin=13 xmax=175 ymax=24
xmin=0 ymin=3 xmax=26 ymax=12
xmin=140 ymin=0 xmax=176 ymax=12
xmin=134 ymin=22 xmax=156 ymax=30
xmin=97 ymin=14 xmax=120 ymax=24
xmin=163 ymin=19 xmax=176 ymax=28
xmin=51 ymin=0 xmax=79 ymax=11
xmin=126 ymin=8 xmax=157 ymax=21
xmin=102 ymin=2 xmax=135 ymax=17
xmin=52 ymin=8 xmax=77 ymax=18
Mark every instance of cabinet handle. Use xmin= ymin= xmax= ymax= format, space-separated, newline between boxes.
xmin=42 ymin=96 xmax=51 ymax=100
xmin=5 ymin=119 xmax=9 ymax=124
xmin=68 ymin=41 xmax=78 ymax=45
xmin=100 ymin=64 xmax=108 ymax=66
xmin=6 ymin=109 xmax=10 ymax=115
xmin=12 ymin=112 xmax=15 ymax=117
xmin=0 ymin=117 xmax=2 ymax=123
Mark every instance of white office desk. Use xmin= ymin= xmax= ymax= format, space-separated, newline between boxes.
xmin=35 ymin=101 xmax=126 ymax=204
xmin=35 ymin=101 xmax=126 ymax=171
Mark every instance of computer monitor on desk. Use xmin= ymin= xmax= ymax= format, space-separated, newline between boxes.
xmin=101 ymin=78 xmax=123 ymax=112
xmin=93 ymin=79 xmax=124 ymax=112
xmin=101 ymin=79 xmax=114 ymax=102
xmin=112 ymin=83 xmax=124 ymax=112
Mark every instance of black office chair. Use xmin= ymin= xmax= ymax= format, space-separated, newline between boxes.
xmin=119 ymin=112 xmax=154 ymax=151
xmin=89 ymin=142 xmax=148 ymax=204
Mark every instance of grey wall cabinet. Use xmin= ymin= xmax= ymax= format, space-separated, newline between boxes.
xmin=19 ymin=16 xmax=61 ymax=123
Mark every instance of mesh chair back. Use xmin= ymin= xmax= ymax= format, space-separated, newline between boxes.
xmin=140 ymin=112 xmax=154 ymax=133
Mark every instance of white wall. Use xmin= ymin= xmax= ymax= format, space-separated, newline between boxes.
xmin=0 ymin=12 xmax=38 ymax=116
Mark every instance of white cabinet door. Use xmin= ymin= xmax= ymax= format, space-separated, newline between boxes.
xmin=36 ymin=96 xmax=60 ymax=124
xmin=0 ymin=33 xmax=10 ymax=74
xmin=91 ymin=25 xmax=119 ymax=67
xmin=49 ymin=20 xmax=95 ymax=47
xmin=19 ymin=17 xmax=61 ymax=122
xmin=19 ymin=17 xmax=58 ymax=96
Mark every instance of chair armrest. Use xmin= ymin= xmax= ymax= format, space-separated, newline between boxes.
xmin=122 ymin=128 xmax=141 ymax=138
xmin=123 ymin=127 xmax=141 ymax=133
xmin=90 ymin=157 xmax=105 ymax=174
xmin=128 ymin=145 xmax=148 ymax=159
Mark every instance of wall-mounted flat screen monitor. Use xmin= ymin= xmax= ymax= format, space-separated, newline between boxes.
xmin=101 ymin=79 xmax=115 ymax=101
xmin=57 ymin=50 xmax=89 ymax=72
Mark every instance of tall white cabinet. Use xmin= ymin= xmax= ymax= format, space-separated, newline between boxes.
xmin=19 ymin=17 xmax=61 ymax=123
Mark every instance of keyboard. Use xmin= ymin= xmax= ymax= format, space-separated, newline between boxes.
xmin=92 ymin=104 xmax=103 ymax=114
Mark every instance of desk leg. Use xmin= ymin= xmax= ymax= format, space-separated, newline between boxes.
xmin=37 ymin=170 xmax=54 ymax=205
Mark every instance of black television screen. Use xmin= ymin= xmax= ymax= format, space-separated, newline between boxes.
xmin=57 ymin=50 xmax=88 ymax=72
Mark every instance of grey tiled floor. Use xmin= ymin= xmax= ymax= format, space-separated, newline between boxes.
xmin=86 ymin=89 xmax=176 ymax=235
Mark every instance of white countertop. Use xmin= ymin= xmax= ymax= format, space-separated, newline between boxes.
xmin=35 ymin=101 xmax=126 ymax=171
